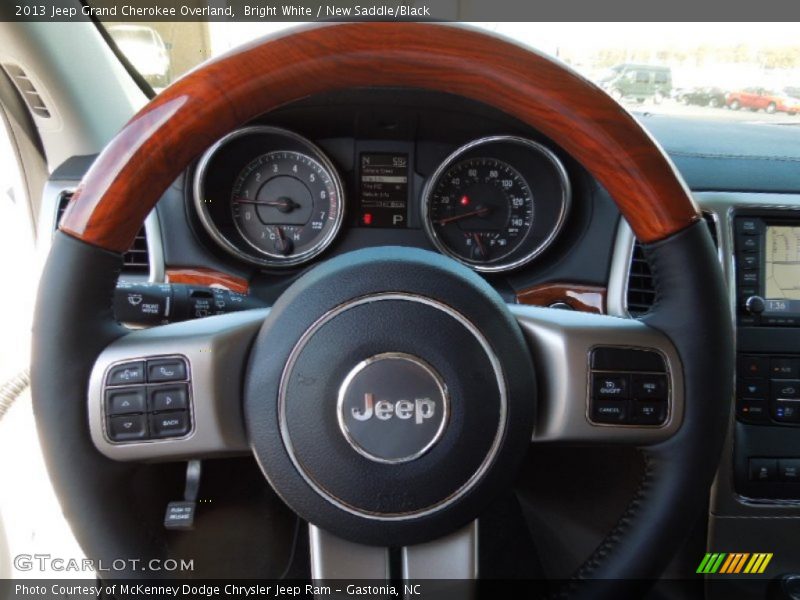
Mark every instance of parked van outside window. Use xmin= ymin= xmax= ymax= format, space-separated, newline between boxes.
xmin=600 ymin=63 xmax=673 ymax=103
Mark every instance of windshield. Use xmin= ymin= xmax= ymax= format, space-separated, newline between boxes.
xmin=99 ymin=21 xmax=800 ymax=123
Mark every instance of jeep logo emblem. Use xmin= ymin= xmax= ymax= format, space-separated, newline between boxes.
xmin=337 ymin=353 xmax=449 ymax=464
xmin=351 ymin=394 xmax=436 ymax=424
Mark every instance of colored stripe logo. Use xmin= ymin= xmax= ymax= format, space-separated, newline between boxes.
xmin=697 ymin=553 xmax=773 ymax=574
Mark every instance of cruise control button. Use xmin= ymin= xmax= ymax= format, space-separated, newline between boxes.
xmin=592 ymin=374 xmax=629 ymax=399
xmin=150 ymin=386 xmax=188 ymax=412
xmin=148 ymin=359 xmax=187 ymax=383
xmin=108 ymin=414 xmax=147 ymax=441
xmin=106 ymin=361 xmax=145 ymax=386
xmin=631 ymin=374 xmax=667 ymax=400
xmin=592 ymin=400 xmax=628 ymax=423
xmin=150 ymin=411 xmax=190 ymax=438
xmin=105 ymin=387 xmax=146 ymax=415
xmin=632 ymin=400 xmax=667 ymax=425
xmin=749 ymin=458 xmax=777 ymax=482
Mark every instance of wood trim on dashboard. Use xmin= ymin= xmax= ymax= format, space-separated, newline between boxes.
xmin=165 ymin=268 xmax=249 ymax=294
xmin=516 ymin=283 xmax=606 ymax=314
xmin=60 ymin=22 xmax=699 ymax=253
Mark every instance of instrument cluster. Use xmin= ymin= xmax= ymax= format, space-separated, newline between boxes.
xmin=193 ymin=127 xmax=571 ymax=273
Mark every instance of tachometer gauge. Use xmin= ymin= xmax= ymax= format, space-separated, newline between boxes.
xmin=194 ymin=127 xmax=345 ymax=268
xmin=422 ymin=136 xmax=571 ymax=272
xmin=231 ymin=151 xmax=341 ymax=262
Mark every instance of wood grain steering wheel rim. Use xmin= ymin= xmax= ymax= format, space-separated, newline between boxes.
xmin=59 ymin=22 xmax=700 ymax=251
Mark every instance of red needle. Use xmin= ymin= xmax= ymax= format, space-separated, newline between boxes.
xmin=436 ymin=206 xmax=490 ymax=225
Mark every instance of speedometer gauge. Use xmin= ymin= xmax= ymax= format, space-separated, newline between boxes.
xmin=422 ymin=136 xmax=571 ymax=272
xmin=426 ymin=158 xmax=534 ymax=265
xmin=231 ymin=151 xmax=341 ymax=262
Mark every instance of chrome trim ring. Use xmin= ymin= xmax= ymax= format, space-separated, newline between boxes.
xmin=277 ymin=292 xmax=508 ymax=520
xmin=421 ymin=135 xmax=571 ymax=273
xmin=193 ymin=126 xmax=346 ymax=268
xmin=336 ymin=352 xmax=450 ymax=465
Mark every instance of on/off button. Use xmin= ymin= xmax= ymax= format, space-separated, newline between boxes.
xmin=593 ymin=374 xmax=629 ymax=399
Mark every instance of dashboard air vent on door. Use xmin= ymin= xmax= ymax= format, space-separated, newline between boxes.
xmin=56 ymin=191 xmax=150 ymax=275
xmin=626 ymin=212 xmax=717 ymax=317
xmin=2 ymin=63 xmax=50 ymax=118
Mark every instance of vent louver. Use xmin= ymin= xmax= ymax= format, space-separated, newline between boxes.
xmin=56 ymin=191 xmax=149 ymax=275
xmin=626 ymin=213 xmax=717 ymax=317
xmin=2 ymin=63 xmax=50 ymax=118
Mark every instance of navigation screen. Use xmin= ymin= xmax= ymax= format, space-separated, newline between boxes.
xmin=358 ymin=153 xmax=409 ymax=228
xmin=764 ymin=225 xmax=800 ymax=313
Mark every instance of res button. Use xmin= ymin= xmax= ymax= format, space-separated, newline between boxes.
xmin=631 ymin=374 xmax=667 ymax=400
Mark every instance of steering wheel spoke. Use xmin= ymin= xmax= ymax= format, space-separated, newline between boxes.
xmin=310 ymin=521 xmax=477 ymax=584
xmin=87 ymin=309 xmax=268 ymax=461
xmin=511 ymin=305 xmax=684 ymax=445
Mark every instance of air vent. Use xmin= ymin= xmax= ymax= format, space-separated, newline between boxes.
xmin=56 ymin=191 xmax=149 ymax=275
xmin=2 ymin=63 xmax=50 ymax=118
xmin=626 ymin=213 xmax=717 ymax=317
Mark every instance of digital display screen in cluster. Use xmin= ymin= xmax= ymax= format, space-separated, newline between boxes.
xmin=358 ymin=153 xmax=409 ymax=228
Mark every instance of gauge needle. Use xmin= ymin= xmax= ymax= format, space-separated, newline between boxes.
xmin=436 ymin=205 xmax=490 ymax=225
xmin=472 ymin=232 xmax=486 ymax=257
xmin=234 ymin=197 xmax=301 ymax=213
xmin=273 ymin=226 xmax=294 ymax=255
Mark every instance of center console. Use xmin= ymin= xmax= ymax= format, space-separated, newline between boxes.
xmin=734 ymin=212 xmax=800 ymax=500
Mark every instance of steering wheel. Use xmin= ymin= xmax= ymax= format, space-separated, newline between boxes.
xmin=32 ymin=23 xmax=732 ymax=596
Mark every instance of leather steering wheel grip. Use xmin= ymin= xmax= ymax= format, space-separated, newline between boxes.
xmin=31 ymin=22 xmax=732 ymax=591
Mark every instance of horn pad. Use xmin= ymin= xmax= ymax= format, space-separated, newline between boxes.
xmin=244 ymin=247 xmax=535 ymax=546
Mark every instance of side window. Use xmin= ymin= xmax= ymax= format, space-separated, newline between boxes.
xmin=635 ymin=71 xmax=650 ymax=84
xmin=654 ymin=72 xmax=668 ymax=84
xmin=0 ymin=113 xmax=36 ymax=381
